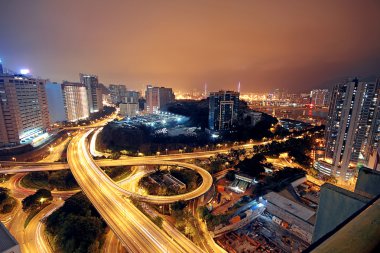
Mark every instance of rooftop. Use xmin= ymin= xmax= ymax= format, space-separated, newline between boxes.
xmin=264 ymin=191 xmax=315 ymax=221
xmin=0 ymin=222 xmax=19 ymax=252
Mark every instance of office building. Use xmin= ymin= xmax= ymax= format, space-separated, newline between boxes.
xmin=0 ymin=222 xmax=20 ymax=253
xmin=45 ymin=82 xmax=66 ymax=123
xmin=0 ymin=73 xmax=50 ymax=147
xmin=145 ymin=85 xmax=175 ymax=113
xmin=312 ymin=167 xmax=380 ymax=243
xmin=125 ymin=90 xmax=140 ymax=103
xmin=208 ymin=90 xmax=239 ymax=131
xmin=119 ymin=103 xmax=139 ymax=117
xmin=109 ymin=84 xmax=127 ymax=104
xmin=310 ymin=89 xmax=329 ymax=107
xmin=80 ymin=73 xmax=103 ymax=113
xmin=62 ymin=82 xmax=89 ymax=122
xmin=367 ymin=147 xmax=380 ymax=171
xmin=315 ymin=78 xmax=380 ymax=179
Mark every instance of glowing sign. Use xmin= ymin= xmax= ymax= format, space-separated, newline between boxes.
xmin=20 ymin=69 xmax=30 ymax=75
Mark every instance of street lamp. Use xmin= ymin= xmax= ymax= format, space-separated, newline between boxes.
xmin=165 ymin=148 xmax=168 ymax=155
xmin=39 ymin=197 xmax=46 ymax=207
xmin=12 ymin=157 xmax=16 ymax=162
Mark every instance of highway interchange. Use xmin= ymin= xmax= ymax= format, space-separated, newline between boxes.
xmin=68 ymin=129 xmax=205 ymax=253
xmin=0 ymin=114 xmax=297 ymax=253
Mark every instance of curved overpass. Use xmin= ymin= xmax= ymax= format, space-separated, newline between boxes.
xmin=106 ymin=159 xmax=213 ymax=204
xmin=68 ymin=130 xmax=202 ymax=253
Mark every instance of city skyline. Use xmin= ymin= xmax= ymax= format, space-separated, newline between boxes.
xmin=1 ymin=2 xmax=380 ymax=253
xmin=1 ymin=0 xmax=380 ymax=92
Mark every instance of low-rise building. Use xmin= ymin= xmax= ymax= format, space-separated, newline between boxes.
xmin=119 ymin=103 xmax=139 ymax=117
xmin=0 ymin=222 xmax=20 ymax=253
xmin=242 ymin=111 xmax=262 ymax=126
xmin=312 ymin=167 xmax=380 ymax=243
xmin=163 ymin=174 xmax=186 ymax=190
xmin=264 ymin=191 xmax=315 ymax=243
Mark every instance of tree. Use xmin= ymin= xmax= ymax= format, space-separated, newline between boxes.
xmin=45 ymin=193 xmax=105 ymax=253
xmin=110 ymin=151 xmax=121 ymax=160
xmin=197 ymin=206 xmax=210 ymax=220
xmin=235 ymin=154 xmax=266 ymax=178
xmin=22 ymin=189 xmax=52 ymax=211
xmin=0 ymin=187 xmax=16 ymax=214
xmin=153 ymin=216 xmax=163 ymax=228
xmin=171 ymin=201 xmax=187 ymax=211
xmin=0 ymin=187 xmax=10 ymax=203
xmin=225 ymin=171 xmax=236 ymax=181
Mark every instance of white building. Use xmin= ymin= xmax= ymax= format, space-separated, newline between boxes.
xmin=119 ymin=103 xmax=139 ymax=117
xmin=310 ymin=89 xmax=329 ymax=107
xmin=0 ymin=72 xmax=50 ymax=146
xmin=62 ymin=82 xmax=89 ymax=122
xmin=80 ymin=73 xmax=103 ymax=113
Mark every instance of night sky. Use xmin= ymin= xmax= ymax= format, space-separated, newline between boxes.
xmin=0 ymin=0 xmax=379 ymax=92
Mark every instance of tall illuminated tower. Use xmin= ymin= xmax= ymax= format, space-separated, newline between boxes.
xmin=208 ymin=90 xmax=240 ymax=131
xmin=0 ymin=71 xmax=50 ymax=146
xmin=62 ymin=82 xmax=89 ymax=122
xmin=315 ymin=78 xmax=380 ymax=180
xmin=80 ymin=73 xmax=103 ymax=113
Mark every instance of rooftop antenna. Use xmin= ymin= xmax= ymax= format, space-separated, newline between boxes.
xmin=237 ymin=81 xmax=241 ymax=93
xmin=204 ymin=82 xmax=208 ymax=97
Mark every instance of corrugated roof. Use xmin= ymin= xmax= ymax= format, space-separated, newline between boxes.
xmin=264 ymin=191 xmax=315 ymax=221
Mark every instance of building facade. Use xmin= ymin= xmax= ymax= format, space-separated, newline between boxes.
xmin=310 ymin=89 xmax=329 ymax=107
xmin=0 ymin=222 xmax=21 ymax=253
xmin=125 ymin=90 xmax=140 ymax=103
xmin=119 ymin=103 xmax=139 ymax=117
xmin=316 ymin=78 xmax=380 ymax=179
xmin=145 ymin=85 xmax=175 ymax=113
xmin=62 ymin=82 xmax=89 ymax=122
xmin=208 ymin=90 xmax=239 ymax=131
xmin=0 ymin=73 xmax=50 ymax=147
xmin=80 ymin=73 xmax=103 ymax=113
xmin=109 ymin=84 xmax=127 ymax=104
xmin=45 ymin=82 xmax=67 ymax=123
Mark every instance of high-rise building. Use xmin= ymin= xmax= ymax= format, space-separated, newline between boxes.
xmin=145 ymin=85 xmax=175 ymax=113
xmin=109 ymin=84 xmax=127 ymax=104
xmin=80 ymin=73 xmax=103 ymax=113
xmin=45 ymin=82 xmax=67 ymax=123
xmin=208 ymin=90 xmax=239 ymax=131
xmin=367 ymin=147 xmax=380 ymax=171
xmin=315 ymin=78 xmax=380 ymax=179
xmin=125 ymin=90 xmax=140 ymax=103
xmin=0 ymin=73 xmax=50 ymax=146
xmin=62 ymin=82 xmax=89 ymax=122
xmin=310 ymin=89 xmax=329 ymax=107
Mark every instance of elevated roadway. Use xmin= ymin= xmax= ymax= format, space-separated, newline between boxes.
xmin=68 ymin=130 xmax=204 ymax=253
